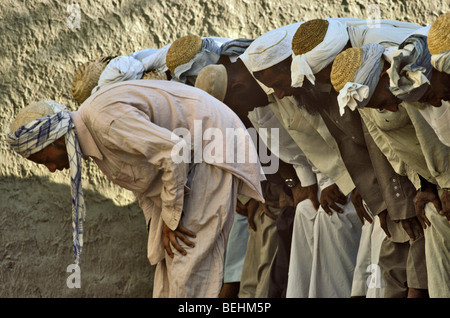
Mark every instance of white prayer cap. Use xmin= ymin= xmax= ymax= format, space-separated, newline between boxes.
xmin=9 ymin=101 xmax=56 ymax=134
xmin=245 ymin=30 xmax=293 ymax=72
xmin=195 ymin=64 xmax=228 ymax=102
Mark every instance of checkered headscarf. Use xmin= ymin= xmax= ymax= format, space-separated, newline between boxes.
xmin=7 ymin=101 xmax=85 ymax=265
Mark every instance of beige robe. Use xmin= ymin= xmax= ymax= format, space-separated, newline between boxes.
xmin=71 ymin=80 xmax=265 ymax=297
xmin=359 ymin=104 xmax=450 ymax=298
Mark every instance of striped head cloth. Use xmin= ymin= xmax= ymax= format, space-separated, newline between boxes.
xmin=388 ymin=34 xmax=433 ymax=102
xmin=7 ymin=100 xmax=85 ymax=265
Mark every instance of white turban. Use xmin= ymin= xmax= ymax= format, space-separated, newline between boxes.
xmin=388 ymin=34 xmax=433 ymax=102
xmin=140 ymin=43 xmax=172 ymax=72
xmin=291 ymin=19 xmax=349 ymax=87
xmin=92 ymin=55 xmax=145 ymax=94
xmin=172 ymin=38 xmax=222 ymax=85
xmin=245 ymin=30 xmax=293 ymax=72
xmin=335 ymin=43 xmax=386 ymax=115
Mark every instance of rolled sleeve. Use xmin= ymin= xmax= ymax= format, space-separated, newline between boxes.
xmin=294 ymin=164 xmax=317 ymax=187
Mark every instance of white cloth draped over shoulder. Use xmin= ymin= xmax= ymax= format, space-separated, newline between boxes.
xmin=92 ymin=55 xmax=145 ymax=94
xmin=92 ymin=47 xmax=165 ymax=94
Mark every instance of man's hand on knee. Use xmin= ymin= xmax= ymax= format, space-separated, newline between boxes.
xmin=162 ymin=222 xmax=196 ymax=258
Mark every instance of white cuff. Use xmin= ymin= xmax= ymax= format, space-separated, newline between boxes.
xmin=294 ymin=164 xmax=317 ymax=187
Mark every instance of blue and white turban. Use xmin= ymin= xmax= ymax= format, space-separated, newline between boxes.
xmin=219 ymin=38 xmax=254 ymax=58
xmin=431 ymin=50 xmax=450 ymax=74
xmin=388 ymin=34 xmax=433 ymax=102
xmin=172 ymin=37 xmax=223 ymax=85
xmin=7 ymin=101 xmax=85 ymax=265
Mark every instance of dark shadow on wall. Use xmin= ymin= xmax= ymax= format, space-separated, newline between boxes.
xmin=0 ymin=175 xmax=155 ymax=298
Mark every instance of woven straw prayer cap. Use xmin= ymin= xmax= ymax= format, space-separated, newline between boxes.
xmin=142 ymin=70 xmax=168 ymax=81
xmin=427 ymin=12 xmax=450 ymax=55
xmin=9 ymin=101 xmax=55 ymax=134
xmin=166 ymin=34 xmax=203 ymax=74
xmin=195 ymin=64 xmax=228 ymax=102
xmin=292 ymin=19 xmax=329 ymax=55
xmin=330 ymin=47 xmax=364 ymax=92
xmin=71 ymin=56 xmax=113 ymax=104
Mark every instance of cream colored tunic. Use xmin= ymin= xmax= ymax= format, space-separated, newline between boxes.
xmin=268 ymin=95 xmax=355 ymax=195
xmin=359 ymin=104 xmax=450 ymax=298
xmin=359 ymin=104 xmax=450 ymax=190
xmin=71 ymin=80 xmax=265 ymax=265
xmin=416 ymin=101 xmax=450 ymax=148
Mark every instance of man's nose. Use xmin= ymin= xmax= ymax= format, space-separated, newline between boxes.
xmin=274 ymin=88 xmax=286 ymax=99
xmin=45 ymin=163 xmax=57 ymax=173
xmin=383 ymin=104 xmax=399 ymax=112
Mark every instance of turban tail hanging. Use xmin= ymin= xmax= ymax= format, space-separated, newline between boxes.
xmin=7 ymin=101 xmax=85 ymax=265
